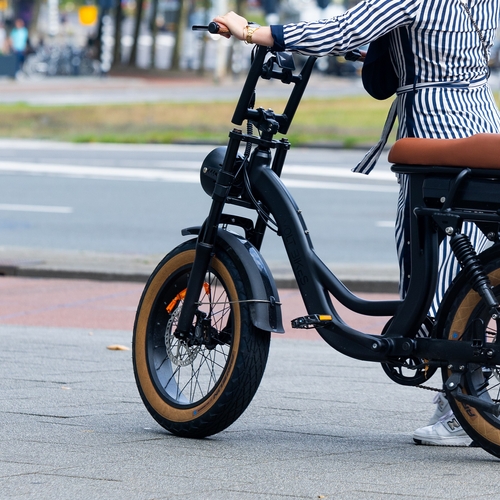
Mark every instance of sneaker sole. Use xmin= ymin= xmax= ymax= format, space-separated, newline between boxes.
xmin=413 ymin=437 xmax=472 ymax=447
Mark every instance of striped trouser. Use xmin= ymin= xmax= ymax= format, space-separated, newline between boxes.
xmin=395 ymin=174 xmax=489 ymax=318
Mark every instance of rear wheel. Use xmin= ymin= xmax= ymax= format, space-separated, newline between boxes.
xmin=442 ymin=258 xmax=500 ymax=458
xmin=133 ymin=239 xmax=271 ymax=438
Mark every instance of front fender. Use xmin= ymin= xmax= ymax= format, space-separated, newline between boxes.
xmin=182 ymin=226 xmax=284 ymax=333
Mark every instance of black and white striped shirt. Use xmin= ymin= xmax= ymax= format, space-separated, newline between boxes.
xmin=272 ymin=0 xmax=500 ymax=139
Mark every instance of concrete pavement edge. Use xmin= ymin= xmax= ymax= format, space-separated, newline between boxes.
xmin=0 ymin=247 xmax=399 ymax=293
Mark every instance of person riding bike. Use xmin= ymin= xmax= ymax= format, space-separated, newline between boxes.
xmin=214 ymin=0 xmax=500 ymax=447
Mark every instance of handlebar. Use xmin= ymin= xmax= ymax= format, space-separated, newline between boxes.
xmin=280 ymin=55 xmax=316 ymax=134
xmin=191 ymin=25 xmax=317 ymax=136
xmin=232 ymin=45 xmax=269 ymax=126
xmin=233 ymin=45 xmax=317 ymax=135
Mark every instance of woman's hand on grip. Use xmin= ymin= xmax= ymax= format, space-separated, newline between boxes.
xmin=213 ymin=12 xmax=274 ymax=46
xmin=213 ymin=12 xmax=248 ymax=40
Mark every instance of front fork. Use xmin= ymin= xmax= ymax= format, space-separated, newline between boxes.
xmin=174 ymin=133 xmax=244 ymax=339
xmin=174 ymin=133 xmax=276 ymax=339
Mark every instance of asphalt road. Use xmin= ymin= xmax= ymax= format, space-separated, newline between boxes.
xmin=0 ymin=140 xmax=399 ymax=271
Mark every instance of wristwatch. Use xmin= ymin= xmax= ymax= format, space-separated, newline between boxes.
xmin=244 ymin=25 xmax=260 ymax=44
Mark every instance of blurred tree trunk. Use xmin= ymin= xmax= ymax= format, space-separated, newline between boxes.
xmin=170 ymin=0 xmax=189 ymax=71
xmin=149 ymin=0 xmax=159 ymax=69
xmin=197 ymin=0 xmax=210 ymax=75
xmin=225 ymin=0 xmax=245 ymax=74
xmin=129 ymin=0 xmax=145 ymax=66
xmin=112 ymin=0 xmax=123 ymax=67
xmin=29 ymin=0 xmax=43 ymax=40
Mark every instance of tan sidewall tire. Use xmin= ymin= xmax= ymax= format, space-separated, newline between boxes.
xmin=134 ymin=249 xmax=241 ymax=423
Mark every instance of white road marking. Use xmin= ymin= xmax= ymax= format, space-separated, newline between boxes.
xmin=283 ymin=179 xmax=397 ymax=192
xmin=0 ymin=161 xmax=398 ymax=192
xmin=0 ymin=204 xmax=73 ymax=213
xmin=0 ymin=161 xmax=200 ymax=182
xmin=283 ymin=165 xmax=396 ymax=182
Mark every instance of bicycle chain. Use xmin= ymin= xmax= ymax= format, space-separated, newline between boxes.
xmin=416 ymin=384 xmax=445 ymax=393
xmin=416 ymin=384 xmax=500 ymax=402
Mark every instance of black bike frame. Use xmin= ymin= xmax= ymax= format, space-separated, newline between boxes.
xmin=175 ymin=44 xmax=500 ymax=369
xmin=245 ymin=145 xmax=439 ymax=362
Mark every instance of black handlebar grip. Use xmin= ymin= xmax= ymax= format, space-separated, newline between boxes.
xmin=191 ymin=23 xmax=229 ymax=35
xmin=207 ymin=22 xmax=220 ymax=34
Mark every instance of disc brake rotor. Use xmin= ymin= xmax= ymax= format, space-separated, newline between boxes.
xmin=165 ymin=306 xmax=201 ymax=367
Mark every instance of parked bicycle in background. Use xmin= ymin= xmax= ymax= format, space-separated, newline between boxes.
xmin=22 ymin=43 xmax=100 ymax=79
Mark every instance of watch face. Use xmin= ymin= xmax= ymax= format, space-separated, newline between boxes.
xmin=246 ymin=26 xmax=259 ymax=43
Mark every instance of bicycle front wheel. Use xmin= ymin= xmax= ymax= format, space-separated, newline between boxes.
xmin=442 ymin=257 xmax=500 ymax=458
xmin=133 ymin=239 xmax=271 ymax=438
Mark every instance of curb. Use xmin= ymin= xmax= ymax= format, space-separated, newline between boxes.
xmin=0 ymin=261 xmax=399 ymax=294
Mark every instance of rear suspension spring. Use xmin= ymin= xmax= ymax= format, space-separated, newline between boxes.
xmin=450 ymin=233 xmax=490 ymax=292
xmin=450 ymin=233 xmax=500 ymax=314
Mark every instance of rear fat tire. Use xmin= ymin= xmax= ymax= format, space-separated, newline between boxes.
xmin=442 ymin=260 xmax=500 ymax=458
xmin=133 ymin=239 xmax=270 ymax=438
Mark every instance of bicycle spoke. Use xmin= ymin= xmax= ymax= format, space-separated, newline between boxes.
xmin=157 ymin=274 xmax=233 ymax=405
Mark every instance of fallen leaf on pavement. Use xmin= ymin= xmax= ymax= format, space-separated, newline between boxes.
xmin=106 ymin=344 xmax=130 ymax=351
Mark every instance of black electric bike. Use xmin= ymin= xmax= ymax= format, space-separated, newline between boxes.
xmin=132 ymin=38 xmax=500 ymax=459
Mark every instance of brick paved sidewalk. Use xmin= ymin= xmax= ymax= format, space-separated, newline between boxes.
xmin=0 ymin=276 xmax=396 ymax=337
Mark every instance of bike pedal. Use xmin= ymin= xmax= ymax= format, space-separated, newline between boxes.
xmin=291 ymin=314 xmax=333 ymax=329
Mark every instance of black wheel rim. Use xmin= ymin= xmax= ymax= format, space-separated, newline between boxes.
xmin=146 ymin=264 xmax=235 ymax=408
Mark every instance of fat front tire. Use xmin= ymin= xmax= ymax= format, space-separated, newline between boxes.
xmin=442 ymin=257 xmax=500 ymax=458
xmin=133 ymin=239 xmax=271 ymax=438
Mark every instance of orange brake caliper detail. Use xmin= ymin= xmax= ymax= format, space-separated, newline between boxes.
xmin=166 ymin=282 xmax=211 ymax=314
xmin=166 ymin=289 xmax=187 ymax=314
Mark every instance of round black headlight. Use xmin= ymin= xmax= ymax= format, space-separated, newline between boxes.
xmin=200 ymin=147 xmax=244 ymax=198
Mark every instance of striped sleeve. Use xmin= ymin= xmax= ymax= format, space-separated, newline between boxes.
xmin=281 ymin=0 xmax=422 ymax=56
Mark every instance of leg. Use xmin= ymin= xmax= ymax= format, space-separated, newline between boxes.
xmin=395 ymin=177 xmax=487 ymax=446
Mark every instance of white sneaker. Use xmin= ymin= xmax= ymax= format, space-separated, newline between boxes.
xmin=413 ymin=410 xmax=472 ymax=447
xmin=428 ymin=393 xmax=451 ymax=425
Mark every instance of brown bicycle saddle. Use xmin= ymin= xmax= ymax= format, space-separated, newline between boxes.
xmin=388 ymin=133 xmax=500 ymax=169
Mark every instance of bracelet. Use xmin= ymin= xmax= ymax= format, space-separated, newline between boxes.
xmin=244 ymin=25 xmax=260 ymax=44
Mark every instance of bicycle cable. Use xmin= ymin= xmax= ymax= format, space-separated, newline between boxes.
xmin=239 ymin=59 xmax=280 ymax=234
xmin=241 ymin=157 xmax=279 ymax=233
